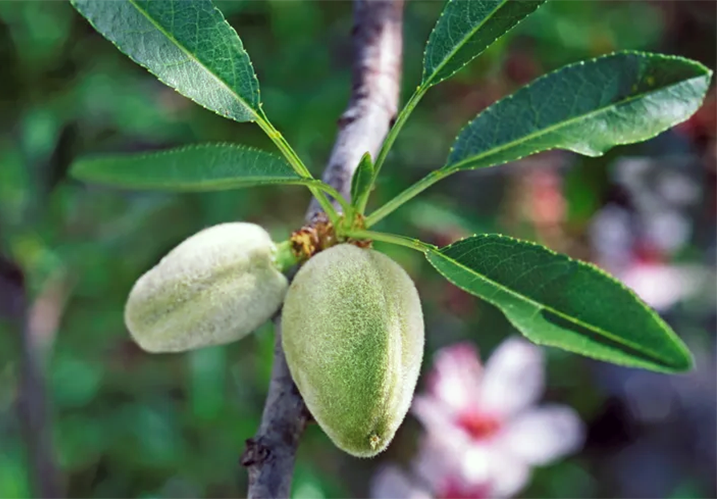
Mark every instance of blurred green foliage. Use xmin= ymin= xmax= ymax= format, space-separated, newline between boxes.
xmin=0 ymin=1 xmax=714 ymax=498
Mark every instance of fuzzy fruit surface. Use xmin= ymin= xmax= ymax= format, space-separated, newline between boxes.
xmin=125 ymin=222 xmax=288 ymax=352
xmin=282 ymin=244 xmax=424 ymax=457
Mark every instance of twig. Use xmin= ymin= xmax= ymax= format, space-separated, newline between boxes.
xmin=306 ymin=0 xmax=404 ymax=220
xmin=241 ymin=2 xmax=404 ymax=497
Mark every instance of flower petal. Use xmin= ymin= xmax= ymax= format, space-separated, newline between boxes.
xmin=619 ymin=263 xmax=706 ymax=311
xmin=478 ymin=446 xmax=531 ymax=498
xmin=426 ymin=342 xmax=484 ymax=414
xmin=500 ymin=405 xmax=585 ymax=466
xmin=412 ymin=433 xmax=530 ymax=498
xmin=479 ymin=337 xmax=545 ymax=418
xmin=417 ymin=440 xmax=530 ymax=499
xmin=412 ymin=435 xmax=463 ymax=492
xmin=370 ymin=465 xmax=432 ymax=499
xmin=412 ymin=394 xmax=458 ymax=437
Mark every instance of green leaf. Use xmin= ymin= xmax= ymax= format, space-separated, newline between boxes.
xmin=446 ymin=51 xmax=712 ymax=171
xmin=70 ymin=144 xmax=317 ymax=191
xmin=350 ymin=152 xmax=374 ymax=212
xmin=71 ymin=0 xmax=261 ymax=122
xmin=422 ymin=0 xmax=545 ymax=87
xmin=426 ymin=234 xmax=693 ymax=373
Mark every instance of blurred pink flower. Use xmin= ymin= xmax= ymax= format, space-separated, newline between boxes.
xmin=588 ymin=156 xmax=710 ymax=312
xmin=617 ymin=261 xmax=706 ymax=312
xmin=372 ymin=338 xmax=584 ymax=499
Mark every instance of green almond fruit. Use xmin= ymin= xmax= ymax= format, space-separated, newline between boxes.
xmin=125 ymin=222 xmax=288 ymax=352
xmin=282 ymin=244 xmax=424 ymax=457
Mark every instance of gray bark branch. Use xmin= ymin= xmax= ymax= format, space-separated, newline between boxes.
xmin=241 ymin=1 xmax=404 ymax=497
xmin=307 ymin=0 xmax=404 ymax=219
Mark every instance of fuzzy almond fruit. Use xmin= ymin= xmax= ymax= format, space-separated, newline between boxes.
xmin=125 ymin=222 xmax=288 ymax=352
xmin=282 ymin=244 xmax=424 ymax=457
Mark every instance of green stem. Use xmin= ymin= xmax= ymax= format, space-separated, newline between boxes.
xmin=274 ymin=240 xmax=299 ymax=272
xmin=256 ymin=117 xmax=340 ymax=224
xmin=342 ymin=229 xmax=436 ymax=253
xmin=358 ymin=86 xmax=429 ymax=213
xmin=365 ymin=168 xmax=452 ymax=227
xmin=314 ymin=183 xmax=353 ymax=217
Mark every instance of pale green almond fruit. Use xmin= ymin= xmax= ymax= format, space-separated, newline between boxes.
xmin=282 ymin=244 xmax=424 ymax=458
xmin=125 ymin=222 xmax=288 ymax=352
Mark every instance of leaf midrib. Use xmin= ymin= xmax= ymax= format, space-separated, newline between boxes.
xmin=429 ymin=247 xmax=679 ymax=366
xmin=75 ymin=176 xmax=317 ymax=189
xmin=423 ymin=0 xmax=508 ymax=87
xmin=128 ymin=0 xmax=259 ymax=121
xmin=445 ymin=70 xmax=707 ymax=172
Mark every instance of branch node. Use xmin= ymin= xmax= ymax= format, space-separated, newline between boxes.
xmin=241 ymin=438 xmax=271 ymax=467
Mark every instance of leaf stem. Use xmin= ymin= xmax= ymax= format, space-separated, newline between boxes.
xmin=256 ymin=117 xmax=341 ymax=224
xmin=273 ymin=240 xmax=299 ymax=272
xmin=313 ymin=182 xmax=354 ymax=217
xmin=359 ymin=85 xmax=428 ymax=213
xmin=365 ymin=168 xmax=451 ymax=227
xmin=341 ymin=228 xmax=436 ymax=253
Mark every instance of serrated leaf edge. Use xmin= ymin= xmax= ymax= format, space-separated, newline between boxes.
xmin=70 ymin=142 xmax=319 ymax=191
xmin=72 ymin=142 xmax=289 ymax=169
xmin=71 ymin=0 xmax=262 ymax=123
xmin=422 ymin=0 xmax=546 ymax=87
xmin=444 ymin=51 xmax=712 ymax=172
xmin=427 ymin=233 xmax=693 ymax=371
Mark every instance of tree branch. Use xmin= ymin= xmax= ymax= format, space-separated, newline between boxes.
xmin=307 ymin=0 xmax=405 ymax=219
xmin=241 ymin=1 xmax=404 ymax=497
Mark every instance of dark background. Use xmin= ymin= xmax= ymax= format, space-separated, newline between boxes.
xmin=0 ymin=1 xmax=715 ymax=498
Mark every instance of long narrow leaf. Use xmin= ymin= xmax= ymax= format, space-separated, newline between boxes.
xmin=71 ymin=0 xmax=261 ymax=122
xmin=423 ymin=0 xmax=545 ymax=87
xmin=71 ymin=144 xmax=316 ymax=191
xmin=427 ymin=234 xmax=693 ymax=373
xmin=446 ymin=52 xmax=711 ymax=172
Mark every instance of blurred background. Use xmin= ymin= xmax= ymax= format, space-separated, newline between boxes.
xmin=0 ymin=1 xmax=715 ymax=498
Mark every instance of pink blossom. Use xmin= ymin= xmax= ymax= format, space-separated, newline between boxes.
xmin=616 ymin=261 xmax=706 ymax=312
xmin=372 ymin=338 xmax=584 ymax=499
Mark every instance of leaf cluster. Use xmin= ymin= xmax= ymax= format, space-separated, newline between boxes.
xmin=69 ymin=0 xmax=712 ymax=372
